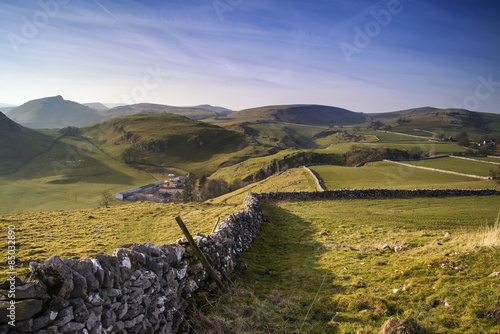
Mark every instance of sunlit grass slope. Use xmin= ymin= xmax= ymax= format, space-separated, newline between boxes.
xmin=82 ymin=113 xmax=260 ymax=175
xmin=193 ymin=196 xmax=500 ymax=333
xmin=0 ymin=201 xmax=237 ymax=280
xmin=310 ymin=162 xmax=498 ymax=190
xmin=208 ymin=167 xmax=319 ymax=205
xmin=404 ymin=156 xmax=496 ymax=177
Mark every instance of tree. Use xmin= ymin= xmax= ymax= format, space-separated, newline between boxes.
xmin=382 ymin=124 xmax=392 ymax=132
xmin=490 ymin=166 xmax=500 ymax=184
xmin=121 ymin=147 xmax=140 ymax=163
xmin=229 ymin=178 xmax=245 ymax=192
xmin=201 ymin=179 xmax=228 ymax=200
xmin=198 ymin=174 xmax=208 ymax=190
xmin=352 ymin=125 xmax=361 ymax=133
xmin=182 ymin=174 xmax=196 ymax=203
xmin=455 ymin=131 xmax=469 ymax=147
xmin=99 ymin=190 xmax=113 ymax=208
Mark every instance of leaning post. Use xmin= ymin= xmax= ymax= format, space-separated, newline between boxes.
xmin=175 ymin=216 xmax=228 ymax=293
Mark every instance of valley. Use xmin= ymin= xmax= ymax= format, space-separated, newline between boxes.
xmin=1 ymin=99 xmax=500 ymax=333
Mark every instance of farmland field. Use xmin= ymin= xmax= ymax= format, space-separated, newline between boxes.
xmin=192 ymin=196 xmax=500 ymax=333
xmin=404 ymin=157 xmax=495 ymax=177
xmin=310 ymin=162 xmax=498 ymax=190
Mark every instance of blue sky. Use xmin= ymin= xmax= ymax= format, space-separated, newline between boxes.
xmin=1 ymin=0 xmax=499 ymax=113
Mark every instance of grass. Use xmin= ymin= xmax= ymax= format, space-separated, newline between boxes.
xmin=208 ymin=167 xmax=319 ymax=205
xmin=405 ymin=157 xmax=494 ymax=177
xmin=0 ymin=201 xmax=238 ymax=281
xmin=0 ymin=136 xmax=154 ymax=214
xmin=191 ymin=196 xmax=500 ymax=333
xmin=209 ymin=149 xmax=298 ymax=182
xmin=82 ymin=113 xmax=262 ymax=175
xmin=310 ymin=162 xmax=498 ymax=190
xmin=0 ymin=124 xmax=58 ymax=175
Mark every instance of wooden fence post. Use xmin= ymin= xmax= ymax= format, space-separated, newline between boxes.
xmin=175 ymin=216 xmax=228 ymax=293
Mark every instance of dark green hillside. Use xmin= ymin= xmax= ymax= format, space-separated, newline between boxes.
xmin=232 ymin=104 xmax=366 ymax=126
xmin=193 ymin=104 xmax=233 ymax=116
xmin=8 ymin=95 xmax=104 ymax=129
xmin=0 ymin=112 xmax=56 ymax=174
xmin=368 ymin=107 xmax=439 ymax=123
xmin=82 ymin=113 xmax=259 ymax=174
xmin=100 ymin=103 xmax=217 ymax=121
xmin=370 ymin=107 xmax=500 ymax=135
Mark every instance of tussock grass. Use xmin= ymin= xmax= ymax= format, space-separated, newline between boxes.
xmin=462 ymin=212 xmax=500 ymax=250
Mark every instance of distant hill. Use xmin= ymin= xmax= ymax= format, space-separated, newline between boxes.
xmin=193 ymin=104 xmax=233 ymax=116
xmin=82 ymin=113 xmax=255 ymax=174
xmin=368 ymin=107 xmax=440 ymax=123
xmin=370 ymin=107 xmax=500 ymax=134
xmin=232 ymin=104 xmax=366 ymax=126
xmin=0 ymin=107 xmax=17 ymax=114
xmin=99 ymin=103 xmax=217 ymax=121
xmin=83 ymin=102 xmax=109 ymax=110
xmin=8 ymin=96 xmax=104 ymax=129
xmin=0 ymin=112 xmax=55 ymax=174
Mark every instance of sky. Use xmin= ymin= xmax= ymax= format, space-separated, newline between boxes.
xmin=1 ymin=0 xmax=499 ymax=113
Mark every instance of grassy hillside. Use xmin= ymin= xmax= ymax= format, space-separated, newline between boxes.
xmin=310 ymin=161 xmax=498 ymax=190
xmin=232 ymin=104 xmax=366 ymax=126
xmin=208 ymin=167 xmax=320 ymax=205
xmin=193 ymin=197 xmax=500 ymax=333
xmin=8 ymin=95 xmax=103 ymax=128
xmin=0 ymin=201 xmax=237 ymax=280
xmin=100 ymin=103 xmax=217 ymax=120
xmin=0 ymin=113 xmax=57 ymax=174
xmin=0 ymin=135 xmax=154 ymax=214
xmin=370 ymin=107 xmax=500 ymax=137
xmin=82 ymin=113 xmax=263 ymax=175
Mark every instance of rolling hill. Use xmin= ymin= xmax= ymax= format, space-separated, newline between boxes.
xmin=83 ymin=102 xmax=109 ymax=110
xmin=193 ymin=104 xmax=233 ymax=116
xmin=0 ymin=112 xmax=56 ymax=174
xmin=231 ymin=104 xmax=366 ymax=126
xmin=8 ymin=95 xmax=103 ymax=129
xmin=369 ymin=107 xmax=500 ymax=135
xmin=82 ymin=113 xmax=262 ymax=174
xmin=99 ymin=103 xmax=217 ymax=121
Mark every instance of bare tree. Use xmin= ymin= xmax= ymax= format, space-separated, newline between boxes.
xmin=99 ymin=190 xmax=114 ymax=208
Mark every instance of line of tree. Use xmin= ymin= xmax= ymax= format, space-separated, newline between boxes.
xmin=182 ymin=175 xmax=247 ymax=202
xmin=345 ymin=145 xmax=427 ymax=166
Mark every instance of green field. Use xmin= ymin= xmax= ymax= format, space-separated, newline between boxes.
xmin=405 ymin=157 xmax=495 ymax=177
xmin=0 ymin=201 xmax=237 ymax=281
xmin=310 ymin=162 xmax=498 ymax=190
xmin=192 ymin=197 xmax=500 ymax=333
xmin=208 ymin=167 xmax=319 ymax=205
xmin=0 ymin=136 xmax=154 ymax=214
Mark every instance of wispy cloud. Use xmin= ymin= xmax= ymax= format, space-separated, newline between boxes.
xmin=1 ymin=0 xmax=499 ymax=112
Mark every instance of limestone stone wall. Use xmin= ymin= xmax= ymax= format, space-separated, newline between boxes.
xmin=253 ymin=189 xmax=500 ymax=203
xmin=0 ymin=194 xmax=263 ymax=334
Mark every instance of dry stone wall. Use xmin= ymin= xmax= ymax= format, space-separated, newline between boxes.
xmin=1 ymin=189 xmax=499 ymax=333
xmin=253 ymin=189 xmax=500 ymax=203
xmin=0 ymin=194 xmax=263 ymax=334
